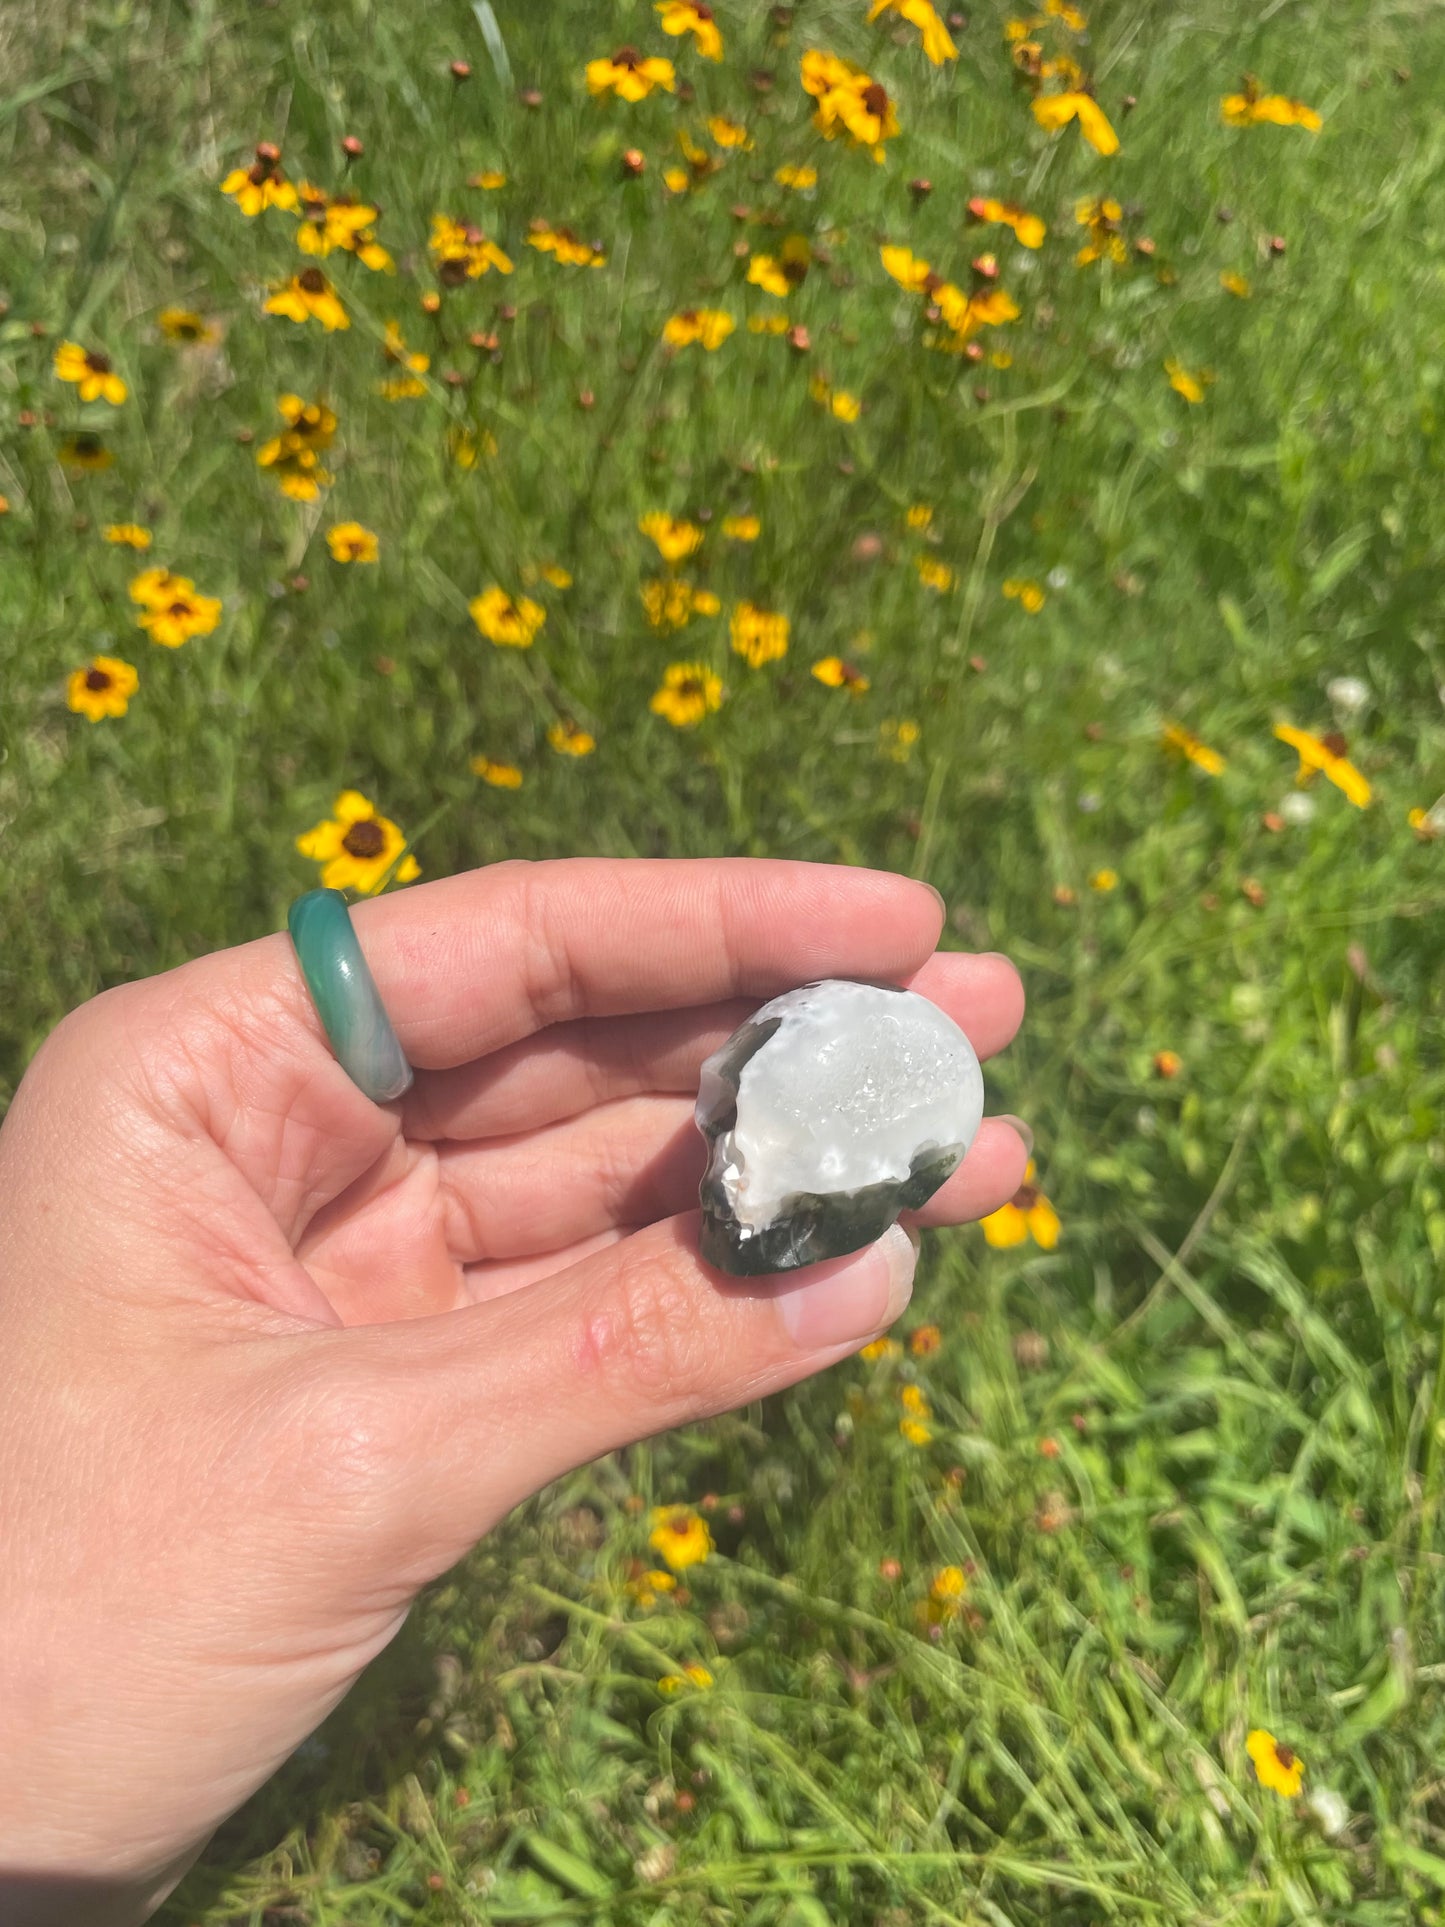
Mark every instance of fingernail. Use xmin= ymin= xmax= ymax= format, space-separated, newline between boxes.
xmin=777 ymin=1223 xmax=917 ymax=1350
xmin=995 ymin=1113 xmax=1033 ymax=1157
xmin=921 ymin=882 xmax=946 ymax=918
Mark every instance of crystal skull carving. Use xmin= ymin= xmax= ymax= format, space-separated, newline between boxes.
xmin=695 ymin=979 xmax=984 ymax=1275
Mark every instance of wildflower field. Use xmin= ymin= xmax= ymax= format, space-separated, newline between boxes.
xmin=5 ymin=0 xmax=1445 ymax=1917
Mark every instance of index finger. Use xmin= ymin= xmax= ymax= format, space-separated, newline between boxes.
xmin=346 ymin=857 xmax=948 ymax=1070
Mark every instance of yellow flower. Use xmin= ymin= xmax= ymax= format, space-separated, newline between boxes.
xmin=860 ymin=1336 xmax=902 ymax=1361
xmin=980 ymin=1160 xmax=1060 ymax=1250
xmin=626 ymin=1568 xmax=678 ymax=1609
xmin=900 ymin=1417 xmax=934 ymax=1446
xmin=271 ymin=393 xmax=338 ymax=448
xmin=131 ymin=571 xmax=223 ymax=648
xmin=220 ymin=148 xmax=298 ymax=216
xmin=880 ymin=717 xmax=920 ymax=763
xmin=377 ymin=320 xmax=430 ymax=399
xmin=448 ymin=425 xmax=498 ymax=468
xmin=649 ymin=1504 xmax=714 ymax=1570
xmin=57 ymin=433 xmax=113 ymax=473
xmin=749 ymin=312 xmax=792 ymax=335
xmin=708 ymin=114 xmax=752 ymax=149
xmin=775 ymin=163 xmax=818 ymax=190
xmin=642 ymin=577 xmax=700 ymax=633
xmin=295 ymin=185 xmax=392 ymax=270
xmin=1222 ymin=79 xmax=1321 ymax=131
xmin=156 ymin=307 xmax=217 ymax=344
xmin=692 ymin=589 xmax=721 ymax=615
xmin=1165 ymin=358 xmax=1210 ymax=404
xmin=1220 ymin=270 xmax=1251 ymax=298
xmin=54 ymin=341 xmax=127 ymax=405
xmin=67 ymin=655 xmax=138 ymax=722
xmin=915 ymin=1565 xmax=967 ymax=1627
xmin=910 ymin=1324 xmax=942 ymax=1356
xmin=1246 ymin=1729 xmax=1305 ymax=1799
xmin=662 ymin=307 xmax=735 ymax=350
xmin=1273 ymin=723 xmax=1371 ymax=808
xmin=587 ymin=47 xmax=676 ymax=99
xmin=731 ymin=601 xmax=789 ymax=668
xmin=529 ymin=220 xmax=607 ymax=267
xmin=640 ymin=512 xmax=705 ymax=562
xmin=1153 ymin=1050 xmax=1183 ymax=1079
xmin=812 ymin=656 xmax=870 ymax=693
xmin=1002 ymin=577 xmax=1046 ymax=613
xmin=721 ymin=514 xmax=760 ymax=541
xmin=548 ymin=719 xmax=596 ymax=757
xmin=866 ymin=0 xmax=957 ymax=66
xmin=1046 ymin=0 xmax=1089 ymax=25
xmin=470 ymin=755 xmax=524 ymax=788
xmin=906 ymin=504 xmax=934 ymax=530
xmin=802 ymin=51 xmax=900 ymax=158
xmin=264 ymin=268 xmax=349 ymax=331
xmin=1089 ymin=868 xmax=1118 ymax=892
xmin=916 ymin=555 xmax=954 ymax=593
xmin=1409 ymin=804 xmax=1444 ymax=841
xmin=938 ymin=281 xmax=1021 ymax=336
xmin=1074 ymin=195 xmax=1127 ymax=267
xmin=656 ymin=1 xmax=723 ymax=61
xmin=428 ymin=214 xmax=513 ymax=281
xmin=1032 ymin=89 xmax=1119 ymax=155
xmin=470 ymin=587 xmax=546 ymax=648
xmin=257 ymin=395 xmax=337 ymax=498
xmin=748 ymin=234 xmax=811 ymax=296
xmin=296 ymin=789 xmax=421 ymax=895
xmin=900 ymin=1383 xmax=932 ymax=1419
xmin=651 ymin=661 xmax=723 ymax=726
xmin=1162 ymin=723 xmax=1224 ymax=776
xmin=658 ymin=1664 xmax=714 ymax=1693
xmin=327 ymin=522 xmax=379 ymax=564
xmin=809 ymin=373 xmax=862 ymax=421
xmin=103 ymin=523 xmax=152 ymax=550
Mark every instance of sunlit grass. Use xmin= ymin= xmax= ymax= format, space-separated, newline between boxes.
xmin=3 ymin=1 xmax=1444 ymax=1920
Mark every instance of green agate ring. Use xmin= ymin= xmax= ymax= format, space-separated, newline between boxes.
xmin=287 ymin=888 xmax=414 ymax=1103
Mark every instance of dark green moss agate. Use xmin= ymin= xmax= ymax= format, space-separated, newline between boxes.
xmin=699 ymin=1144 xmax=962 ymax=1276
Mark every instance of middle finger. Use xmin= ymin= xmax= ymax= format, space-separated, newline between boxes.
xmin=406 ymin=950 xmax=1024 ymax=1142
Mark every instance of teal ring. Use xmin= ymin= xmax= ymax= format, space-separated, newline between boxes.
xmin=287 ymin=888 xmax=414 ymax=1103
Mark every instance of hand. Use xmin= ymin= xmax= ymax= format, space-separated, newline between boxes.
xmin=0 ymin=859 xmax=1027 ymax=1923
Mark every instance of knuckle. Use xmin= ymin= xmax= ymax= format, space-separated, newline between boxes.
xmin=582 ymin=1239 xmax=717 ymax=1421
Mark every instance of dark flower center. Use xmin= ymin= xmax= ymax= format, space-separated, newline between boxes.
xmin=164 ymin=599 xmax=192 ymax=618
xmin=84 ymin=667 xmax=112 ymax=691
xmin=677 ymin=677 xmax=703 ymax=698
xmin=342 ymin=819 xmax=386 ymax=858
xmin=298 ymin=267 xmax=327 ymax=294
xmin=174 ymin=316 xmax=203 ymax=338
xmin=693 ymin=3 xmax=714 ymax=17
xmin=862 ymin=82 xmax=889 ymax=116
xmin=1321 ymin=731 xmax=1348 ymax=758
xmin=1275 ymin=1744 xmax=1296 ymax=1769
xmin=613 ymin=45 xmax=642 ymax=67
xmin=1012 ymin=1184 xmax=1039 ymax=1210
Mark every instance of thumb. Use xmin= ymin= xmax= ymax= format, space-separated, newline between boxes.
xmin=334 ymin=1214 xmax=917 ymax=1582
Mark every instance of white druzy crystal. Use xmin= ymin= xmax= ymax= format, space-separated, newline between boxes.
xmin=695 ymin=979 xmax=985 ymax=1274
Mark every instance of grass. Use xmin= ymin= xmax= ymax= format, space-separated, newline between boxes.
xmin=4 ymin=0 xmax=1445 ymax=1919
